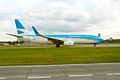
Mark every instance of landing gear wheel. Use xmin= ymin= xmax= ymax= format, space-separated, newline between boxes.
xmin=56 ymin=43 xmax=60 ymax=48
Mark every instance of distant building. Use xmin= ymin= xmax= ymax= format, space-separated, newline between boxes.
xmin=109 ymin=37 xmax=113 ymax=41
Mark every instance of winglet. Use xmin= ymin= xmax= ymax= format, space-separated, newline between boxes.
xmin=32 ymin=26 xmax=47 ymax=38
xmin=32 ymin=26 xmax=40 ymax=36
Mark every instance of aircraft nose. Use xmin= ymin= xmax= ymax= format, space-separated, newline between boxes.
xmin=99 ymin=39 xmax=105 ymax=43
xmin=96 ymin=39 xmax=105 ymax=44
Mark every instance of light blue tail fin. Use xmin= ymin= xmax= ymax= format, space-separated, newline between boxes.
xmin=15 ymin=19 xmax=25 ymax=34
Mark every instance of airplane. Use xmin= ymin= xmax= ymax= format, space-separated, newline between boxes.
xmin=32 ymin=26 xmax=105 ymax=47
xmin=7 ymin=19 xmax=104 ymax=47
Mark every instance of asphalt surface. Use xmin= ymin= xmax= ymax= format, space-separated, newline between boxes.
xmin=0 ymin=63 xmax=120 ymax=80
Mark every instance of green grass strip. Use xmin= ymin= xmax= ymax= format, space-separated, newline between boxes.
xmin=0 ymin=47 xmax=120 ymax=65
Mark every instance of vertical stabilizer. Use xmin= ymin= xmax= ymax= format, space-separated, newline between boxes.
xmin=15 ymin=19 xmax=25 ymax=34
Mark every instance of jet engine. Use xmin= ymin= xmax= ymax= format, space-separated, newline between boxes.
xmin=64 ymin=41 xmax=74 ymax=45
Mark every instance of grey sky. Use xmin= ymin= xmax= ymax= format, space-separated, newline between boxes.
xmin=0 ymin=0 xmax=120 ymax=41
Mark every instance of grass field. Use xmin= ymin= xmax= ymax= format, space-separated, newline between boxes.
xmin=0 ymin=45 xmax=120 ymax=66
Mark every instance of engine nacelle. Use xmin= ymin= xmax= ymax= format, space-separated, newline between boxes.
xmin=64 ymin=41 xmax=74 ymax=45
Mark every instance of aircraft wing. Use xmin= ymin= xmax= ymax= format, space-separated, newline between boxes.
xmin=6 ymin=33 xmax=23 ymax=38
xmin=32 ymin=26 xmax=64 ymax=44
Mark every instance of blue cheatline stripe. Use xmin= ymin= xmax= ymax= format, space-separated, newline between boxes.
xmin=22 ymin=34 xmax=105 ymax=43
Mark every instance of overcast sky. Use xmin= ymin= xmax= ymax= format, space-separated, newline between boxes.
xmin=0 ymin=0 xmax=120 ymax=41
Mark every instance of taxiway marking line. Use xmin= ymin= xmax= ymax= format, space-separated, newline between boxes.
xmin=28 ymin=76 xmax=52 ymax=79
xmin=107 ymin=73 xmax=120 ymax=76
xmin=69 ymin=74 xmax=93 ymax=77
xmin=0 ymin=77 xmax=6 ymax=80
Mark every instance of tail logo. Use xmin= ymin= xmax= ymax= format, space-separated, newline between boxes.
xmin=17 ymin=30 xmax=24 ymax=34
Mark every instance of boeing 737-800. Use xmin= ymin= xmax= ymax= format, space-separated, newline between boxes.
xmin=7 ymin=19 xmax=104 ymax=47
xmin=32 ymin=26 xmax=104 ymax=47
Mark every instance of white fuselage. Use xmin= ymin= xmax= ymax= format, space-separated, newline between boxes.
xmin=17 ymin=36 xmax=99 ymax=44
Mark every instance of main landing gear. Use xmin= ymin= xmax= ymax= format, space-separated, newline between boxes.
xmin=94 ymin=43 xmax=96 ymax=47
xmin=56 ymin=42 xmax=60 ymax=48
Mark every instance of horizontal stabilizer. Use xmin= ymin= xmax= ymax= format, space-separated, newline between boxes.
xmin=6 ymin=33 xmax=23 ymax=38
